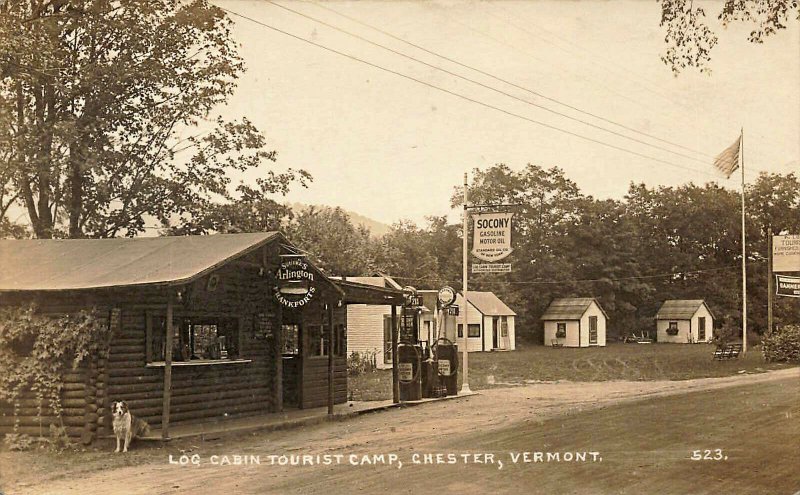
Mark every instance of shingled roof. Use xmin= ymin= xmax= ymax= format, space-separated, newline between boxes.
xmin=0 ymin=232 xmax=282 ymax=292
xmin=655 ymin=300 xmax=712 ymax=320
xmin=540 ymin=297 xmax=608 ymax=320
xmin=456 ymin=292 xmax=516 ymax=316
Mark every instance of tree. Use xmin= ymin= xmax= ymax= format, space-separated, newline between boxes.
xmin=285 ymin=206 xmax=376 ymax=276
xmin=0 ymin=0 xmax=306 ymax=238
xmin=660 ymin=0 xmax=799 ymax=74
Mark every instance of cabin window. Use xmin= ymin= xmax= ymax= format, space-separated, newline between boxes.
xmin=556 ymin=322 xmax=567 ymax=339
xmin=459 ymin=324 xmax=481 ymax=337
xmin=501 ymin=317 xmax=509 ymax=337
xmin=282 ymin=324 xmax=300 ymax=355
xmin=147 ymin=315 xmax=239 ymax=363
xmin=667 ymin=321 xmax=679 ymax=335
xmin=383 ymin=316 xmax=393 ymax=361
xmin=698 ymin=317 xmax=706 ymax=340
xmin=308 ymin=324 xmax=327 ymax=357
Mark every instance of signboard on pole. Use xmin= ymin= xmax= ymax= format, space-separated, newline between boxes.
xmin=773 ymin=234 xmax=800 ymax=272
xmin=472 ymin=263 xmax=511 ymax=273
xmin=776 ymin=274 xmax=800 ymax=297
xmin=472 ymin=213 xmax=514 ymax=261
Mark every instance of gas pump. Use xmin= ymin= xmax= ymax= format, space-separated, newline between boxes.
xmin=421 ymin=287 xmax=460 ymax=398
xmin=398 ymin=287 xmax=424 ymax=401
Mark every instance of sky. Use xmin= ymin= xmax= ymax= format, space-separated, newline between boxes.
xmin=213 ymin=0 xmax=799 ymax=227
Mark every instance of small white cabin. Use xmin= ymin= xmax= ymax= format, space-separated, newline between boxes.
xmin=541 ymin=298 xmax=607 ymax=347
xmin=454 ymin=292 xmax=517 ymax=352
xmin=655 ymin=300 xmax=714 ymax=343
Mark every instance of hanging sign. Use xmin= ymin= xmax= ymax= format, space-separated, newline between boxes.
xmin=472 ymin=263 xmax=512 ymax=273
xmin=472 ymin=213 xmax=514 ymax=261
xmin=773 ymin=235 xmax=800 ymax=272
xmin=274 ymin=256 xmax=316 ymax=308
xmin=446 ymin=306 xmax=460 ymax=316
xmin=776 ymin=274 xmax=800 ymax=297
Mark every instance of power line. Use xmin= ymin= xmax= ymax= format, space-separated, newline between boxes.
xmin=387 ymin=259 xmax=766 ymax=287
xmin=222 ymin=7 xmax=734 ymax=179
xmin=266 ymin=0 xmax=718 ymax=170
xmin=305 ymin=0 xmax=715 ymax=160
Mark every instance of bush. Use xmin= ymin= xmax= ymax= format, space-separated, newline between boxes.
xmin=3 ymin=433 xmax=34 ymax=451
xmin=761 ymin=324 xmax=800 ymax=363
xmin=347 ymin=351 xmax=377 ymax=377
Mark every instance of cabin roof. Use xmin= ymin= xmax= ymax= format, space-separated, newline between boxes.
xmin=655 ymin=300 xmax=713 ymax=320
xmin=0 ymin=232 xmax=283 ymax=292
xmin=455 ymin=291 xmax=516 ymax=316
xmin=540 ymin=297 xmax=608 ymax=320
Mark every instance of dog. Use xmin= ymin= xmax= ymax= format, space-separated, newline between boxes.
xmin=111 ymin=400 xmax=150 ymax=453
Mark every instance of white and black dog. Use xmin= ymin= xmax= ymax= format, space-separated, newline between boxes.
xmin=111 ymin=400 xmax=150 ymax=453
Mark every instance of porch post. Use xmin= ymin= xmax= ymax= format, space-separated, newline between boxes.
xmin=161 ymin=291 xmax=174 ymax=440
xmin=275 ymin=304 xmax=283 ymax=412
xmin=391 ymin=305 xmax=399 ymax=404
xmin=327 ymin=302 xmax=335 ymax=416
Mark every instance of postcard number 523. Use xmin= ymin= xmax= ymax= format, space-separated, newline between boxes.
xmin=691 ymin=449 xmax=727 ymax=461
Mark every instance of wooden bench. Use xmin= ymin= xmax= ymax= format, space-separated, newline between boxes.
xmin=551 ymin=339 xmax=564 ymax=348
xmin=713 ymin=343 xmax=742 ymax=360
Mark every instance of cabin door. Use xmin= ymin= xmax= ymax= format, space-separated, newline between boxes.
xmin=588 ymin=316 xmax=598 ymax=345
xmin=281 ymin=323 xmax=302 ymax=408
xmin=492 ymin=317 xmax=499 ymax=349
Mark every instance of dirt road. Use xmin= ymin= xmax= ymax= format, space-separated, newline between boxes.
xmin=2 ymin=367 xmax=798 ymax=495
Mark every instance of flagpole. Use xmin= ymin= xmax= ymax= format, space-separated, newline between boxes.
xmin=740 ymin=128 xmax=748 ymax=354
xmin=461 ymin=172 xmax=471 ymax=393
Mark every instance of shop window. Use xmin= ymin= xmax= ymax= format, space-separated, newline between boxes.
xmin=457 ymin=324 xmax=463 ymax=338
xmin=147 ymin=314 xmax=239 ymax=363
xmin=468 ymin=324 xmax=480 ymax=338
xmin=282 ymin=324 xmax=300 ymax=355
xmin=556 ymin=322 xmax=566 ymax=339
xmin=667 ymin=321 xmax=679 ymax=335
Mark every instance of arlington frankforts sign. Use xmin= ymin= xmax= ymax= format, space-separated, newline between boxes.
xmin=472 ymin=212 xmax=514 ymax=262
xmin=275 ymin=257 xmax=316 ymax=308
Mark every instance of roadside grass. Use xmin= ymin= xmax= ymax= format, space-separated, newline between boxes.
xmin=348 ymin=343 xmax=794 ymax=401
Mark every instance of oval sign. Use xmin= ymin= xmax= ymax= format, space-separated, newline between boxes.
xmin=437 ymin=286 xmax=456 ymax=308
xmin=275 ymin=257 xmax=316 ymax=308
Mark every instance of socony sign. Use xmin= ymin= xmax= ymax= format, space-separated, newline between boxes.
xmin=472 ymin=213 xmax=514 ymax=262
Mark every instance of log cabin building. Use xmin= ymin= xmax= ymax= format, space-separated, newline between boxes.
xmin=0 ymin=232 xmax=403 ymax=443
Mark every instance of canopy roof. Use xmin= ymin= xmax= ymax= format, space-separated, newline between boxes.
xmin=0 ymin=232 xmax=282 ymax=292
xmin=656 ymin=300 xmax=712 ymax=320
xmin=540 ymin=298 xmax=608 ymax=321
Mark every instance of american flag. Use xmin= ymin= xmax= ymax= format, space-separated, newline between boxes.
xmin=713 ymin=136 xmax=741 ymax=178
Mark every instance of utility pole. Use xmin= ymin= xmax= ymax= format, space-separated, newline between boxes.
xmin=461 ymin=172 xmax=471 ymax=393
xmin=767 ymin=226 xmax=773 ymax=335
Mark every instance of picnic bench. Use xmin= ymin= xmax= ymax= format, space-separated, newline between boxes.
xmin=713 ymin=343 xmax=742 ymax=360
xmin=551 ymin=339 xmax=564 ymax=348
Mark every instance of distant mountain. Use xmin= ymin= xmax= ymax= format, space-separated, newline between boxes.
xmin=287 ymin=203 xmax=391 ymax=238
